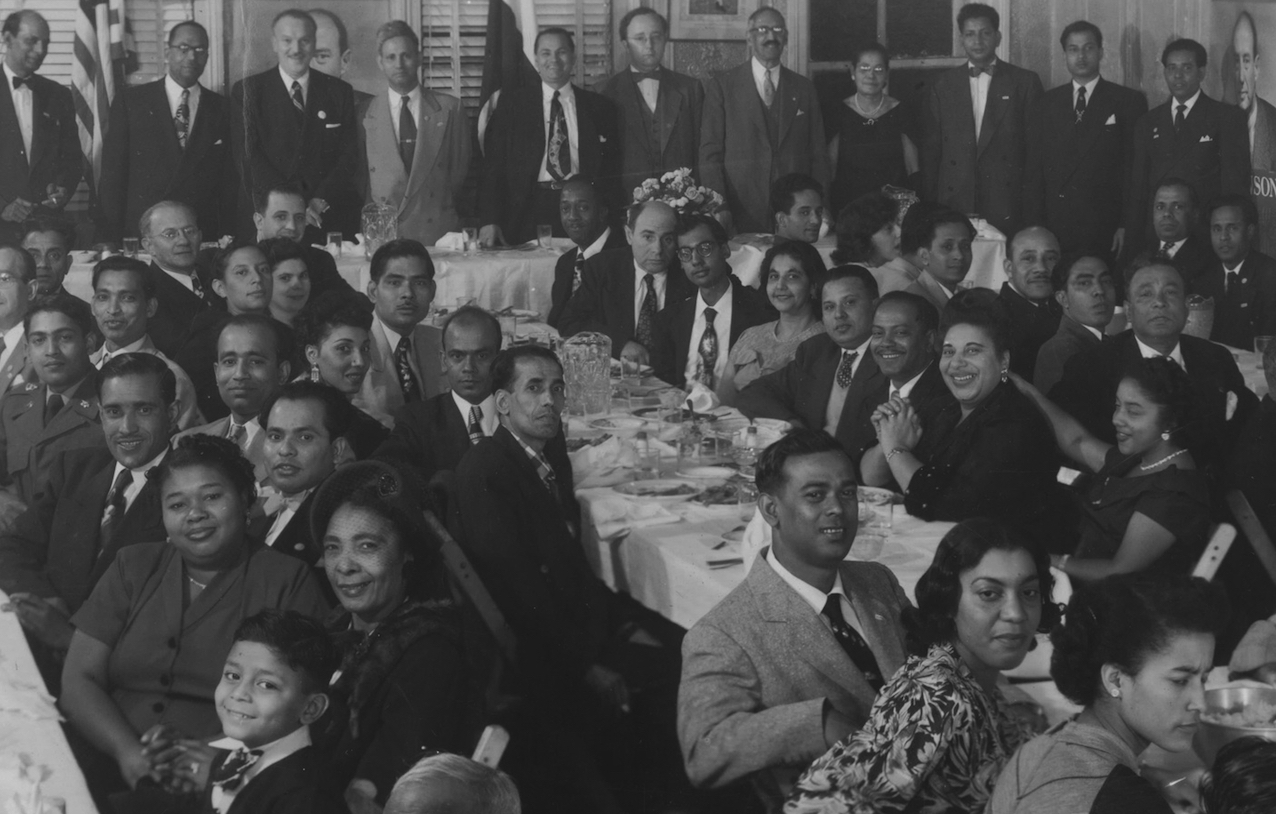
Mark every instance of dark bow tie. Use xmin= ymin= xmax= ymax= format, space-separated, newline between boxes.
xmin=11 ymin=74 xmax=30 ymax=89
xmin=968 ymin=63 xmax=995 ymax=78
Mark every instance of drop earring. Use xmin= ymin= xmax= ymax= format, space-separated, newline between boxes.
xmin=310 ymin=363 xmax=321 ymax=382
xmin=1161 ymin=430 xmax=1171 ymax=441
xmin=1000 ymin=368 xmax=1008 ymax=383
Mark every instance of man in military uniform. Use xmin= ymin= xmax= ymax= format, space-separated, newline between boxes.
xmin=0 ymin=295 xmax=103 ymax=532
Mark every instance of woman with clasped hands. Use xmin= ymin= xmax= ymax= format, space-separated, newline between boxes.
xmin=60 ymin=435 xmax=329 ymax=795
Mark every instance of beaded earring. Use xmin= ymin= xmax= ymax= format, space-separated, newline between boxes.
xmin=310 ymin=363 xmax=321 ymax=382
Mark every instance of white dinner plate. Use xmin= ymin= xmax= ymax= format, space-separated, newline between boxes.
xmin=588 ymin=415 xmax=649 ymax=432
xmin=676 ymin=466 xmax=736 ymax=480
xmin=613 ymin=479 xmax=701 ymax=501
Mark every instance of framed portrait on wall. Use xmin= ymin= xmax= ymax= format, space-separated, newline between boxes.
xmin=669 ymin=0 xmax=761 ymax=40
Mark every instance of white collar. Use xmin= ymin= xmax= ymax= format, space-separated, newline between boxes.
xmin=580 ymin=226 xmax=612 ymax=259
xmin=696 ymin=275 xmax=734 ymax=310
xmin=967 ymin=58 xmax=999 ymax=72
xmin=209 ymin=725 xmax=312 ymax=778
xmin=765 ymin=546 xmax=847 ymax=617
xmin=278 ymin=65 xmax=309 ymax=93
xmin=100 ymin=335 xmax=149 ymax=358
xmin=2 ymin=63 xmax=32 ymax=90
xmin=1159 ymin=237 xmax=1187 ymax=256
xmin=387 ymin=83 xmax=421 ymax=107
xmin=892 ymin=362 xmax=931 ymax=400
xmin=451 ymin=391 xmax=497 ymax=434
xmin=1072 ymin=76 xmax=1100 ymax=96
xmin=375 ymin=314 xmax=410 ymax=348
xmin=542 ymin=81 xmax=574 ymax=102
xmin=633 ymin=260 xmax=666 ymax=281
xmin=165 ymin=74 xmax=199 ymax=101
xmin=113 ymin=446 xmax=168 ymax=479
xmin=1172 ymin=89 xmax=1202 ymax=115
xmin=1073 ymin=319 xmax=1103 ymax=340
xmin=1223 ymin=256 xmax=1247 ymax=274
xmin=841 ymin=337 xmax=872 ymax=358
xmin=751 ymin=57 xmax=778 ymax=85
xmin=1135 ymin=335 xmax=1184 ymax=367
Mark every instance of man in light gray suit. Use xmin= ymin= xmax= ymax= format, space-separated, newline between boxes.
xmin=360 ymin=20 xmax=471 ymax=246
xmin=677 ymin=429 xmax=909 ymax=812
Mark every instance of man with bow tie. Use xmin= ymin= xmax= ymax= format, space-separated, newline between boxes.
xmin=0 ymin=11 xmax=80 ymax=245
xmin=1191 ymin=194 xmax=1276 ymax=351
xmin=595 ymin=8 xmax=704 ymax=196
xmin=921 ymin=3 xmax=1042 ymax=237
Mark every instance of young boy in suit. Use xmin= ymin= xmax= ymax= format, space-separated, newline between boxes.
xmin=203 ymin=610 xmax=338 ymax=814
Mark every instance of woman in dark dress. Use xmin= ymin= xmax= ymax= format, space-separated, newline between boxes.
xmin=295 ymin=291 xmax=389 ymax=459
xmin=827 ymin=43 xmax=918 ymax=214
xmin=310 ymin=460 xmax=478 ymax=810
xmin=1012 ymin=357 xmax=1211 ymax=582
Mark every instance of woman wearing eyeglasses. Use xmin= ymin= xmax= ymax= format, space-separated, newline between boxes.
xmin=828 ymin=44 xmax=919 ymax=215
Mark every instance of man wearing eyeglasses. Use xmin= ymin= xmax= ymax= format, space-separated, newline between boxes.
xmin=0 ymin=11 xmax=81 ymax=245
xmin=650 ymin=214 xmax=772 ymax=389
xmin=137 ymin=201 xmax=210 ymax=358
xmin=97 ymin=21 xmax=236 ymax=244
xmin=700 ymin=7 xmax=829 ymax=236
xmin=595 ymin=8 xmax=704 ymax=196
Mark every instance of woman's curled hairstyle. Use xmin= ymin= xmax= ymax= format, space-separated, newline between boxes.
xmin=902 ymin=518 xmax=1060 ymax=656
xmin=152 ymin=434 xmax=258 ymax=507
xmin=1050 ymin=572 xmax=1227 ymax=707
xmin=1121 ymin=356 xmax=1199 ymax=442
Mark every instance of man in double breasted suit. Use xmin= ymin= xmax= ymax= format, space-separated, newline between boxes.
xmin=0 ymin=354 xmax=175 ymax=658
xmin=360 ymin=21 xmax=471 ymax=247
xmin=0 ymin=11 xmax=81 ymax=244
xmin=678 ymin=430 xmax=910 ymax=811
xmin=699 ymin=7 xmax=828 ymax=235
xmin=231 ymin=10 xmax=360 ymax=241
xmin=596 ymin=8 xmax=704 ymax=196
xmin=738 ymin=266 xmax=887 ymax=469
xmin=1192 ymin=195 xmax=1276 ymax=351
xmin=1023 ymin=21 xmax=1147 ymax=259
xmin=1124 ymin=39 xmax=1250 ymax=257
xmin=479 ymin=28 xmax=621 ymax=247
xmin=922 ymin=3 xmax=1043 ymax=237
xmin=97 ymin=22 xmax=237 ymax=243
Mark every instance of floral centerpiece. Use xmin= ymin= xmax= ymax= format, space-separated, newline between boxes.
xmin=632 ymin=168 xmax=724 ymax=216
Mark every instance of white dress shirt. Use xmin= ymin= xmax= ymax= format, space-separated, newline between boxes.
xmin=581 ymin=226 xmax=613 ymax=260
xmin=108 ymin=448 xmax=167 ymax=515
xmin=227 ymin=416 xmax=264 ymax=449
xmin=824 ymin=339 xmax=871 ymax=435
xmin=451 ymin=391 xmax=498 ymax=437
xmin=631 ymin=66 xmax=659 ymax=113
xmin=685 ymin=283 xmax=734 ymax=387
xmin=750 ymin=57 xmax=780 ymax=103
xmin=388 ymin=84 xmax=422 ymax=135
xmin=1172 ymin=89 xmax=1201 ymax=121
xmin=632 ymin=263 xmax=669 ymax=328
xmin=890 ymin=363 xmax=931 ymax=402
xmin=157 ymin=263 xmax=198 ymax=292
xmin=537 ymin=81 xmax=580 ymax=182
xmin=1072 ymin=76 xmax=1099 ymax=114
xmin=209 ymin=726 xmax=312 ymax=814
xmin=1135 ymin=336 xmax=1186 ymax=372
xmin=766 ymin=546 xmax=864 ymax=636
xmin=969 ymin=59 xmax=997 ymax=141
xmin=3 ymin=64 xmax=34 ymax=159
xmin=264 ymin=486 xmax=316 ymax=548
xmin=93 ymin=335 xmax=149 ymax=368
xmin=278 ymin=65 xmax=310 ymax=106
xmin=0 ymin=323 xmax=24 ymax=375
xmin=1160 ymin=237 xmax=1187 ymax=258
xmin=1224 ymin=257 xmax=1247 ymax=293
xmin=165 ymin=75 xmax=201 ymax=131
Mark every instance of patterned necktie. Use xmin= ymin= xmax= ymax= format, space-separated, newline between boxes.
xmin=698 ymin=307 xmax=719 ymax=389
xmin=47 ymin=394 xmax=64 ymax=421
xmin=968 ymin=63 xmax=994 ymax=78
xmin=1160 ymin=240 xmax=1174 ymax=259
xmin=227 ymin=421 xmax=247 ymax=450
xmin=822 ymin=596 xmax=884 ymax=692
xmin=98 ymin=468 xmax=133 ymax=552
xmin=762 ymin=69 xmax=776 ymax=107
xmin=635 ymin=274 xmax=658 ymax=349
xmin=1175 ymin=102 xmax=1187 ymax=130
xmin=835 ymin=350 xmax=858 ymax=388
xmin=291 ymin=80 xmax=305 ymax=118
xmin=189 ymin=271 xmax=205 ymax=300
xmin=547 ymin=90 xmax=570 ymax=181
xmin=175 ymin=88 xmax=190 ymax=148
xmin=1074 ymin=85 xmax=1087 ymax=124
xmin=399 ymin=94 xmax=416 ymax=173
xmin=1227 ymin=270 xmax=1239 ymax=294
xmin=211 ymin=748 xmax=263 ymax=793
xmin=395 ymin=335 xmax=421 ymax=402
xmin=571 ymin=249 xmax=586 ymax=294
xmin=468 ymin=404 xmax=484 ymax=445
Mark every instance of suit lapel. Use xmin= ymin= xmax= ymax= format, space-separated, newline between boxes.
xmin=178 ymin=85 xmax=215 ymax=172
xmin=977 ymin=68 xmax=1012 ymax=156
xmin=90 ymin=471 xmax=161 ymax=586
xmin=575 ymin=86 xmax=599 ymax=177
xmin=146 ymin=81 xmax=187 ymax=177
xmin=29 ymin=80 xmax=48 ymax=171
xmin=836 ymin=352 xmax=884 ymax=437
xmin=840 ymin=564 xmax=904 ymax=673
xmin=655 ymin=70 xmax=682 ymax=155
xmin=1064 ymin=80 xmax=1108 ymax=180
xmin=408 ymin=92 xmax=446 ymax=197
xmin=776 ymin=68 xmax=799 ymax=147
xmin=734 ymin=65 xmax=769 ymax=146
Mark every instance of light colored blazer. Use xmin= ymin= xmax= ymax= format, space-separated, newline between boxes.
xmin=677 ymin=551 xmax=911 ymax=812
xmin=353 ymin=318 xmax=443 ymax=428
xmin=362 ymin=89 xmax=471 ymax=247
xmin=173 ymin=416 xmax=268 ymax=483
xmin=0 ymin=335 xmax=30 ymax=395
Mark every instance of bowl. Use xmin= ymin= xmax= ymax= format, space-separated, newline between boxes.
xmin=1193 ymin=686 xmax=1276 ymax=766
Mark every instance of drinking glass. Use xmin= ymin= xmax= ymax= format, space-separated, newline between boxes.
xmin=860 ymin=489 xmax=893 ymax=533
xmin=122 ymin=237 xmax=140 ymax=258
xmin=326 ymin=232 xmax=344 ymax=257
xmin=455 ymin=296 xmax=476 ymax=309
xmin=463 ymin=227 xmax=479 ymax=252
xmin=657 ymin=388 xmax=687 ymax=423
xmin=737 ymin=481 xmax=759 ymax=522
xmin=497 ymin=314 xmax=519 ymax=346
xmin=536 ymin=224 xmax=554 ymax=248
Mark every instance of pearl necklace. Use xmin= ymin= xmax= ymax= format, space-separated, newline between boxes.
xmin=852 ymin=93 xmax=886 ymax=123
xmin=1139 ymin=448 xmax=1187 ymax=471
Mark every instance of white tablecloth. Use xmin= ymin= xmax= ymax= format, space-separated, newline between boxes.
xmin=0 ymin=590 xmax=99 ymax=814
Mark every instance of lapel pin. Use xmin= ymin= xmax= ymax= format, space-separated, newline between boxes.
xmin=318 ymin=110 xmax=327 ymax=120
xmin=80 ymin=400 xmax=90 ymax=409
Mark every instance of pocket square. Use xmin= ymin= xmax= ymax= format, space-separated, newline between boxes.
xmin=797 ymin=108 xmax=806 ymax=116
xmin=1001 ymin=95 xmax=1010 ymax=100
xmin=214 ymin=139 xmax=223 ymax=145
xmin=1105 ymin=114 xmax=1116 ymax=125
xmin=1200 ymin=134 xmax=1214 ymax=143
xmin=325 ymin=123 xmax=341 ymax=129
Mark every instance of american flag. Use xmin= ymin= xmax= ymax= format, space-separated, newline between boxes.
xmin=71 ymin=0 xmax=126 ymax=191
xmin=476 ymin=0 xmax=538 ymax=152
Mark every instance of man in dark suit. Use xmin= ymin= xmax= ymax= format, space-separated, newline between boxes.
xmin=309 ymin=8 xmax=373 ymax=110
xmin=0 ymin=11 xmax=81 ymax=244
xmin=479 ymin=28 xmax=620 ymax=247
xmin=1193 ymin=194 xmax=1276 ymax=351
xmin=231 ymin=9 xmax=360 ymax=241
xmin=257 ymin=381 xmax=353 ymax=566
xmin=1023 ymin=21 xmax=1147 ymax=260
xmin=700 ymin=8 xmax=828 ymax=235
xmin=252 ymin=183 xmax=354 ymax=299
xmin=97 ymin=21 xmax=236 ymax=243
xmin=1127 ymin=179 xmax=1215 ymax=289
xmin=1033 ymin=253 xmax=1116 ymax=394
xmin=1234 ymin=12 xmax=1276 ymax=172
xmin=559 ymin=201 xmax=692 ymax=366
xmin=922 ymin=3 xmax=1043 ymax=236
xmin=771 ymin=173 xmax=825 ymax=244
xmin=20 ymin=216 xmax=73 ymax=297
xmin=1050 ymin=261 xmax=1257 ymax=464
xmin=651 ymin=214 xmax=772 ymax=389
xmin=547 ymin=178 xmax=626 ymax=330
xmin=595 ymin=7 xmax=703 ymax=195
xmin=1124 ymin=39 xmax=1250 ymax=257
xmin=0 ymin=354 xmax=174 ymax=658
xmin=678 ymin=430 xmax=909 ymax=809
xmin=738 ymin=266 xmax=887 ymax=468
xmin=452 ymin=345 xmax=673 ymax=812
xmin=138 ymin=200 xmax=211 ymax=357
xmin=998 ymin=225 xmax=1062 ymax=380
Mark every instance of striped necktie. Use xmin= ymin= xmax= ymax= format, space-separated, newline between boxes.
xmin=468 ymin=404 xmax=484 ymax=445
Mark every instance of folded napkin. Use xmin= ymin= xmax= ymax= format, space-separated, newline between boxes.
xmin=435 ymin=232 xmax=467 ymax=251
xmin=0 ymin=661 xmax=61 ymax=722
xmin=590 ymin=495 xmax=681 ymax=541
xmin=686 ymin=382 xmax=720 ymax=413
xmin=570 ymin=435 xmax=677 ymax=488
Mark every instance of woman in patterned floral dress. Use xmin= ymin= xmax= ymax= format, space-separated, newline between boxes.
xmin=785 ymin=518 xmax=1059 ymax=814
